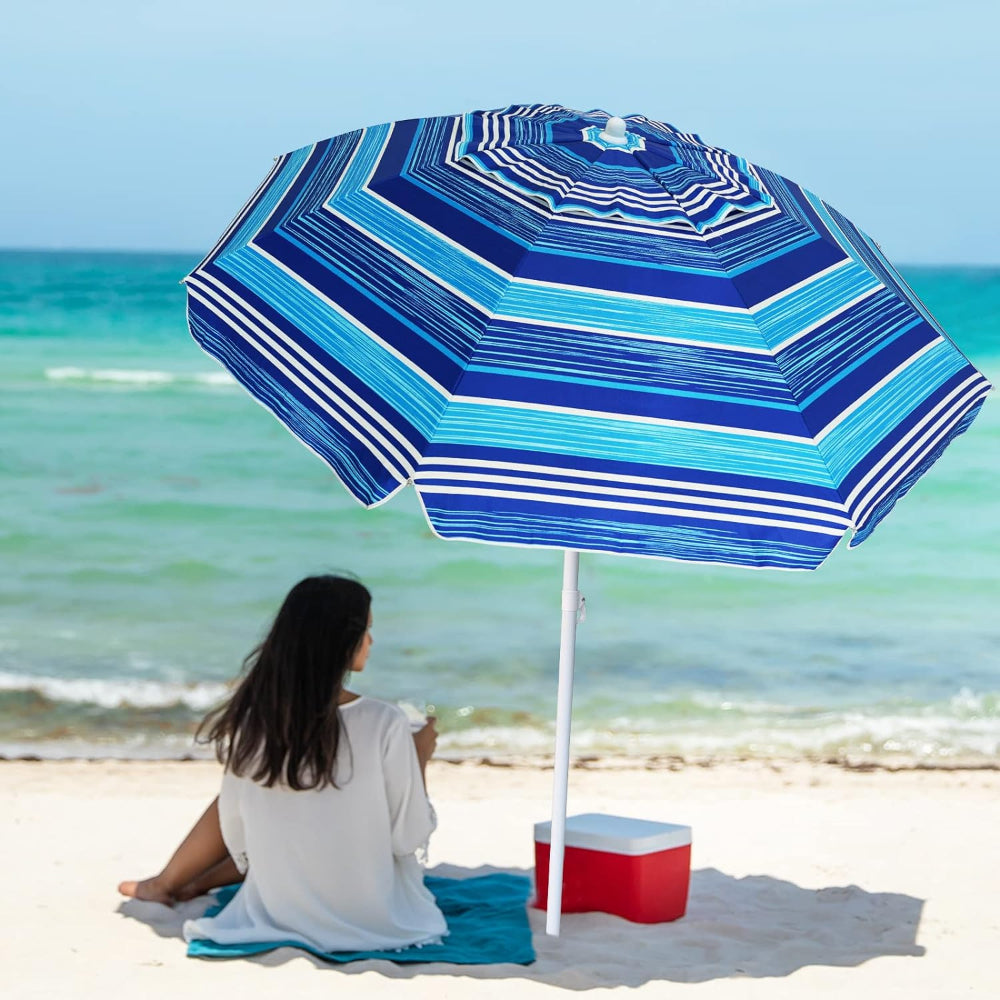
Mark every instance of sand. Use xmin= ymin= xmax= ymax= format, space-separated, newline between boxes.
xmin=2 ymin=757 xmax=998 ymax=998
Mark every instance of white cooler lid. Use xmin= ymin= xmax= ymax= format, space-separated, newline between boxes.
xmin=534 ymin=813 xmax=691 ymax=855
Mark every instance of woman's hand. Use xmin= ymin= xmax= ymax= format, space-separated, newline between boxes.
xmin=412 ymin=716 xmax=438 ymax=771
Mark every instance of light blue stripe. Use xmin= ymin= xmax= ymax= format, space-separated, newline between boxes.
xmin=282 ymin=226 xmax=471 ymax=366
xmin=464 ymin=364 xmax=802 ymax=410
xmin=216 ymin=249 xmax=448 ymax=438
xmin=818 ymin=340 xmax=971 ymax=480
xmin=434 ymin=403 xmax=833 ymax=485
xmin=752 ymin=261 xmax=883 ymax=349
xmin=495 ymin=282 xmax=763 ymax=347
xmin=797 ymin=316 xmax=924 ymax=409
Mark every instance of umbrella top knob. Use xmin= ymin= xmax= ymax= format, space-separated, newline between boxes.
xmin=599 ymin=116 xmax=630 ymax=144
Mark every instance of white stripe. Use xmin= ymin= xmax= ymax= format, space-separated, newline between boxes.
xmin=851 ymin=394 xmax=978 ymax=530
xmin=448 ymin=394 xmax=811 ymax=443
xmin=813 ymin=339 xmax=943 ymax=442
xmin=466 ymin=135 xmax=769 ymax=219
xmin=419 ymin=456 xmax=847 ymax=510
xmin=480 ymin=147 xmax=579 ymax=198
xmin=411 ymin=496 xmax=819 ymax=572
xmin=844 ymin=373 xmax=987 ymax=509
xmin=489 ymin=149 xmax=692 ymax=212
xmin=457 ymin=154 xmax=748 ymax=239
xmin=446 ymin=126 xmax=782 ymax=242
xmin=412 ymin=470 xmax=852 ymax=527
xmin=188 ymin=277 xmax=418 ymax=476
xmin=417 ymin=485 xmax=845 ymax=536
xmin=847 ymin=377 xmax=989 ymax=522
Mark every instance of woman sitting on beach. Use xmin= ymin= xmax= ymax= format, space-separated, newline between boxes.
xmin=118 ymin=574 xmax=447 ymax=953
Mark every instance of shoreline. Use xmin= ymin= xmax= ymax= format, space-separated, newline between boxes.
xmin=3 ymin=747 xmax=999 ymax=772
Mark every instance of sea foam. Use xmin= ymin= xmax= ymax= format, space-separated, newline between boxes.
xmin=44 ymin=367 xmax=236 ymax=386
xmin=0 ymin=671 xmax=229 ymax=711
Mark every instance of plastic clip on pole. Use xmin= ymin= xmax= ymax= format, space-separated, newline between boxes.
xmin=546 ymin=549 xmax=582 ymax=936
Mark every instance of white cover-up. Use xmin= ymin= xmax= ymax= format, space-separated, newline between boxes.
xmin=183 ymin=696 xmax=447 ymax=952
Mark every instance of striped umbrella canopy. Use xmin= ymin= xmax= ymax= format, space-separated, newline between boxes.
xmin=183 ymin=103 xmax=992 ymax=934
xmin=185 ymin=104 xmax=990 ymax=572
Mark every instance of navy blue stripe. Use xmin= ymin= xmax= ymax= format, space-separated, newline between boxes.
xmin=422 ymin=493 xmax=839 ymax=570
xmin=473 ymin=318 xmax=799 ymax=404
xmin=513 ymin=247 xmax=745 ymax=303
xmin=255 ymin=139 xmax=343 ymax=235
xmin=798 ymin=329 xmax=940 ymax=431
xmin=777 ymin=288 xmax=925 ymax=398
xmin=729 ymin=235 xmax=847 ymax=305
xmin=795 ymin=329 xmax=942 ymax=430
xmin=280 ymin=213 xmax=489 ymax=361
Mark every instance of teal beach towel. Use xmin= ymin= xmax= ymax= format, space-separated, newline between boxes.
xmin=187 ymin=873 xmax=536 ymax=964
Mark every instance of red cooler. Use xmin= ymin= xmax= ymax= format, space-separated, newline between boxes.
xmin=534 ymin=813 xmax=692 ymax=923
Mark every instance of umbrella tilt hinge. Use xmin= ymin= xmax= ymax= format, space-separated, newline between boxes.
xmin=561 ymin=591 xmax=586 ymax=623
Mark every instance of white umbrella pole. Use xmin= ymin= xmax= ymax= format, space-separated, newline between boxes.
xmin=545 ymin=549 xmax=581 ymax=936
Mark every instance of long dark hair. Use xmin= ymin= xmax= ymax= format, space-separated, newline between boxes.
xmin=198 ymin=575 xmax=371 ymax=790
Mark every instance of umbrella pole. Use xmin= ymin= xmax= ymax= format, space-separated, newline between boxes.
xmin=545 ymin=549 xmax=581 ymax=936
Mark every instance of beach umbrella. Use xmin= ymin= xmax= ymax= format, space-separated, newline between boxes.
xmin=183 ymin=104 xmax=992 ymax=935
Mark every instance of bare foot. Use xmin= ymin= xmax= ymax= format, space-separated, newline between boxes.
xmin=172 ymin=880 xmax=203 ymax=902
xmin=117 ymin=876 xmax=175 ymax=905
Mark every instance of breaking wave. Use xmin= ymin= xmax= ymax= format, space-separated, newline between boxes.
xmin=45 ymin=366 xmax=235 ymax=387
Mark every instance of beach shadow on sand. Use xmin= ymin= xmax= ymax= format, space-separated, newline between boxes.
xmin=118 ymin=863 xmax=925 ymax=988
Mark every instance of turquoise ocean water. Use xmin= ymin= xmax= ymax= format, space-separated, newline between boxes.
xmin=2 ymin=250 xmax=998 ymax=763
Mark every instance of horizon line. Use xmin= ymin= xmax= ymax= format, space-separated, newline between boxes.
xmin=1 ymin=245 xmax=998 ymax=271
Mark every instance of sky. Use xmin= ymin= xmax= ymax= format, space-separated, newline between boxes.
xmin=2 ymin=0 xmax=997 ymax=264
